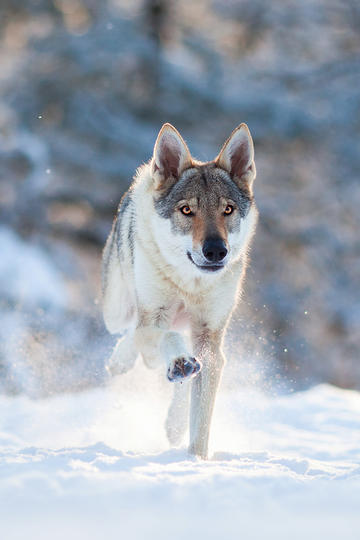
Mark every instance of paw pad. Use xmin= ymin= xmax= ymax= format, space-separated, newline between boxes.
xmin=167 ymin=356 xmax=202 ymax=382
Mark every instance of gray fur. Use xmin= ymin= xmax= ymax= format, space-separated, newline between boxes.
xmin=153 ymin=163 xmax=252 ymax=235
xmin=116 ymin=190 xmax=135 ymax=257
xmin=101 ymin=219 xmax=116 ymax=293
xmin=102 ymin=189 xmax=135 ymax=293
xmin=117 ymin=190 xmax=132 ymax=216
xmin=128 ymin=212 xmax=135 ymax=263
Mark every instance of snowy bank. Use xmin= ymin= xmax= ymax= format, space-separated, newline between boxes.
xmin=1 ymin=370 xmax=359 ymax=540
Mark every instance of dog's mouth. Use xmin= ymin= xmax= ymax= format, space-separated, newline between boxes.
xmin=187 ymin=252 xmax=225 ymax=273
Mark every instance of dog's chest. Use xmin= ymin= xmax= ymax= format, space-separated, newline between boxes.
xmin=171 ymin=302 xmax=190 ymax=331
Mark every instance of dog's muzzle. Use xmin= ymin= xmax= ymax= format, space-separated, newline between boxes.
xmin=187 ymin=252 xmax=225 ymax=273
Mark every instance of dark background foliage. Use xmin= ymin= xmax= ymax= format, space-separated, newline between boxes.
xmin=0 ymin=0 xmax=359 ymax=396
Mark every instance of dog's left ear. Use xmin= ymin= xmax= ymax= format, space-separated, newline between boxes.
xmin=216 ymin=124 xmax=256 ymax=188
xmin=152 ymin=123 xmax=192 ymax=190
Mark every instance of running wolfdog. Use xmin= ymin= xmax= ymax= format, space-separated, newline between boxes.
xmin=102 ymin=123 xmax=258 ymax=458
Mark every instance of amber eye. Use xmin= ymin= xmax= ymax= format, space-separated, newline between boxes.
xmin=180 ymin=205 xmax=193 ymax=216
xmin=224 ymin=205 xmax=234 ymax=215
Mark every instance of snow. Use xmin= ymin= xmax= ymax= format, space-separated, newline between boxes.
xmin=1 ymin=363 xmax=359 ymax=540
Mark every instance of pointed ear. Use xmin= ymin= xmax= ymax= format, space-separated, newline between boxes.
xmin=216 ymin=124 xmax=256 ymax=187
xmin=151 ymin=123 xmax=192 ymax=190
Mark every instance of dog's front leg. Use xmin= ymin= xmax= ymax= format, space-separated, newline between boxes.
xmin=134 ymin=310 xmax=201 ymax=380
xmin=189 ymin=326 xmax=226 ymax=459
xmin=161 ymin=331 xmax=201 ymax=382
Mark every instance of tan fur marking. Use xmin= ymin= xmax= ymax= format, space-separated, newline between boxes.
xmin=193 ymin=211 xmax=229 ymax=249
xmin=192 ymin=212 xmax=207 ymax=248
xmin=192 ymin=327 xmax=225 ymax=357
xmin=215 ymin=214 xmax=228 ymax=244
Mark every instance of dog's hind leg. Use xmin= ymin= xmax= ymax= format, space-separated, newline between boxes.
xmin=106 ymin=330 xmax=137 ymax=376
xmin=165 ymin=379 xmax=191 ymax=446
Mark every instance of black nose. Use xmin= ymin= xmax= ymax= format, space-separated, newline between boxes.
xmin=202 ymin=237 xmax=228 ymax=263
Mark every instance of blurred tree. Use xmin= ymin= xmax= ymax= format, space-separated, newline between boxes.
xmin=0 ymin=0 xmax=359 ymax=394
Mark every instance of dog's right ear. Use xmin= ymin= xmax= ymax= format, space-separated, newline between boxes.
xmin=216 ymin=124 xmax=256 ymax=188
xmin=152 ymin=123 xmax=192 ymax=190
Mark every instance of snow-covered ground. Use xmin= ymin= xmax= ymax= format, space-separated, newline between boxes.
xmin=1 ymin=362 xmax=359 ymax=540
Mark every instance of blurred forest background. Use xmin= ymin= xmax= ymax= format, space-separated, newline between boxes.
xmin=0 ymin=0 xmax=359 ymax=397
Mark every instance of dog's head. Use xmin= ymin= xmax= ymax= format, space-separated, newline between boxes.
xmin=150 ymin=123 xmax=257 ymax=275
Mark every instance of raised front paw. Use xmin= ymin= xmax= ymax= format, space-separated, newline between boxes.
xmin=167 ymin=356 xmax=202 ymax=382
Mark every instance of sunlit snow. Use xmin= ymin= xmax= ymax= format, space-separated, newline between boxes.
xmin=1 ymin=363 xmax=359 ymax=540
